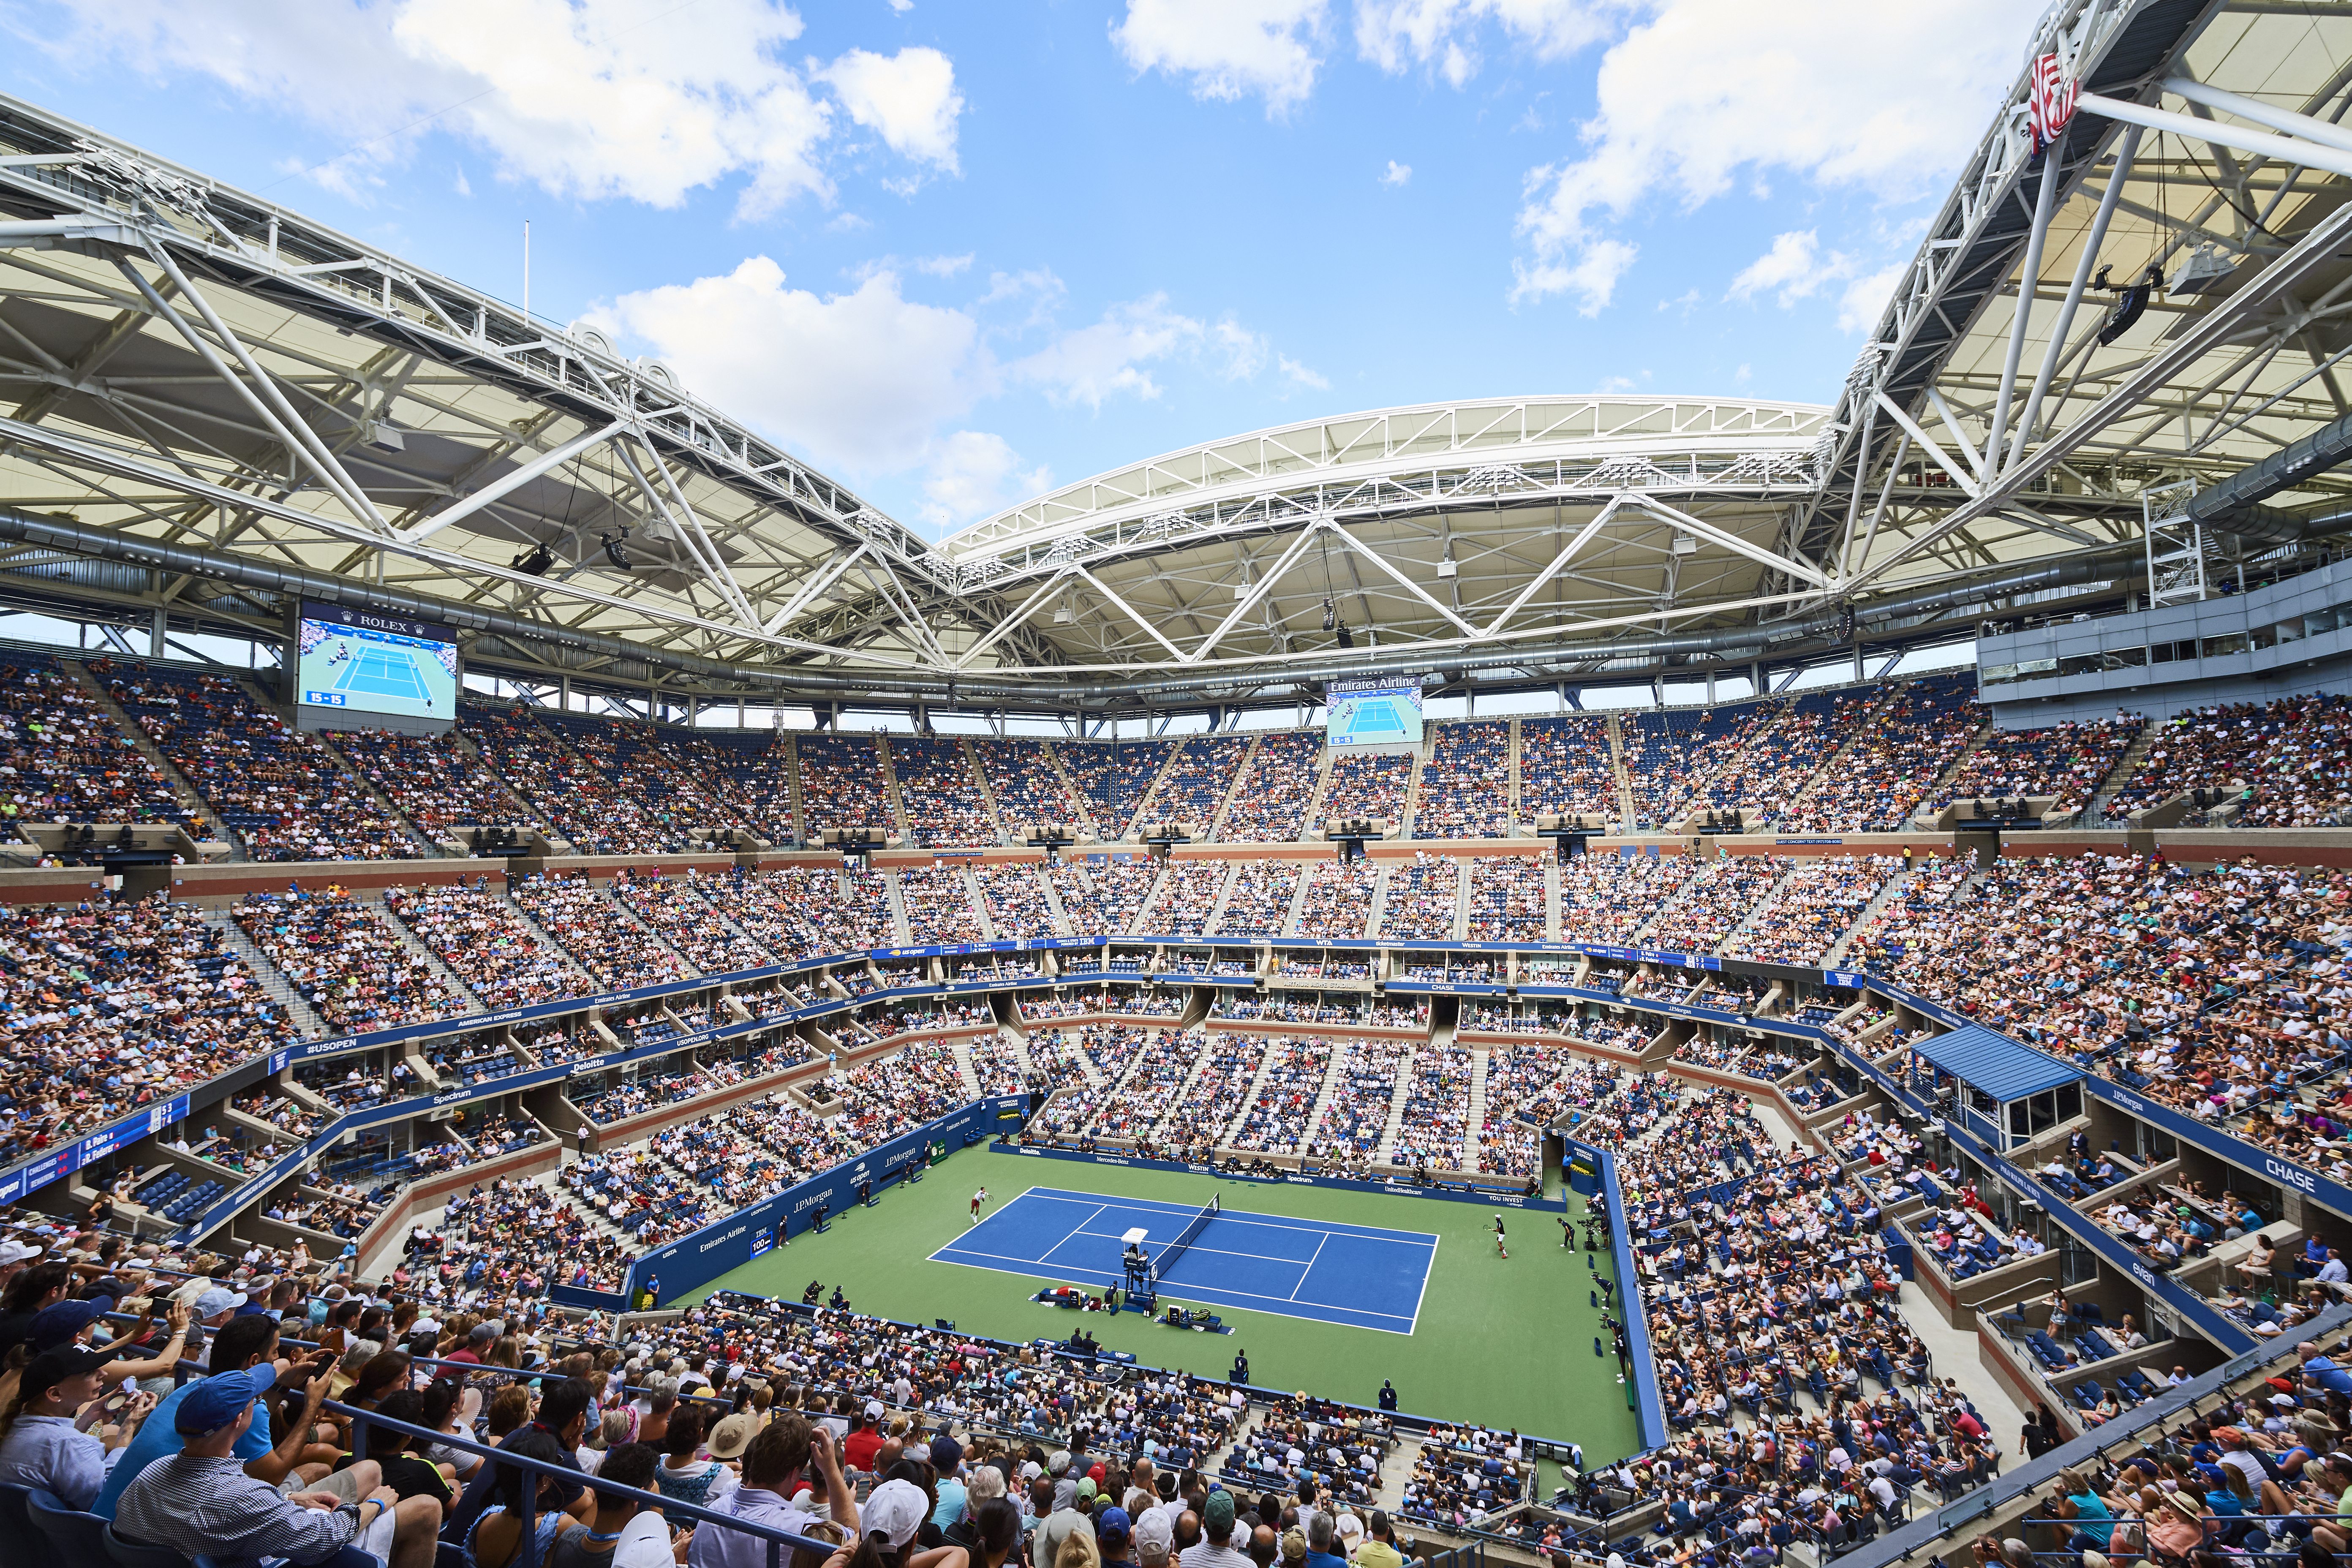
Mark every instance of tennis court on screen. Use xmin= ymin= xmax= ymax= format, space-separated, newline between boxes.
xmin=927 ymin=1186 xmax=1436 ymax=1334
xmin=331 ymin=643 xmax=436 ymax=702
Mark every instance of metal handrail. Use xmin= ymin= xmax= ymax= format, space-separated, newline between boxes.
xmin=331 ymin=1398 xmax=838 ymax=1568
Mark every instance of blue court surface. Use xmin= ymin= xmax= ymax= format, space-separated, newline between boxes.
xmin=928 ymin=1186 xmax=1436 ymax=1334
xmin=332 ymin=645 xmax=433 ymax=700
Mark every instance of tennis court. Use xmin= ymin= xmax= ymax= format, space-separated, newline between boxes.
xmin=927 ymin=1185 xmax=1436 ymax=1334
xmin=330 ymin=642 xmax=436 ymax=702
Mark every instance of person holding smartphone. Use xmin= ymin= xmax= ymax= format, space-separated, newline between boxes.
xmin=0 ymin=1344 xmax=156 ymax=1508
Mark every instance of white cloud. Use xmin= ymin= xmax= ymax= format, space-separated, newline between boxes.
xmin=1111 ymin=0 xmax=1330 ymax=116
xmin=1726 ymin=229 xmax=1854 ymax=307
xmin=1381 ymin=159 xmax=1412 ymax=186
xmin=1214 ymin=319 xmax=1269 ymax=381
xmin=1838 ymin=261 xmax=1907 ymax=335
xmin=31 ymin=0 xmax=969 ymax=216
xmin=1510 ymin=235 xmax=1638 ymax=315
xmin=1280 ymin=354 xmax=1331 ymax=390
xmin=817 ymin=46 xmax=963 ymax=174
xmin=608 ymin=258 xmax=984 ymax=474
xmin=1356 ymin=0 xmax=1619 ymax=85
xmin=920 ymin=431 xmax=1051 ymax=529
xmin=1011 ymin=294 xmax=1206 ymax=408
xmin=887 ymin=0 xmax=913 ymax=10
xmin=1513 ymin=0 xmax=2042 ymax=309
xmin=917 ymin=253 xmax=976 ymax=277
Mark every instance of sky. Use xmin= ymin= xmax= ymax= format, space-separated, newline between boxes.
xmin=2 ymin=0 xmax=2048 ymax=541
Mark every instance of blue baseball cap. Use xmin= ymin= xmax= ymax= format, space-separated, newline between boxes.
xmin=28 ymin=1298 xmax=105 ymax=1353
xmin=1098 ymin=1508 xmax=1132 ymax=1543
xmin=175 ymin=1364 xmax=278 ymax=1435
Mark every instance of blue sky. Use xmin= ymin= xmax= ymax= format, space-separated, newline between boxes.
xmin=3 ymin=0 xmax=2043 ymax=538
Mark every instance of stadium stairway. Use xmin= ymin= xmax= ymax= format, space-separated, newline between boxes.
xmin=779 ymin=734 xmax=809 ymax=845
xmin=1204 ymin=735 xmax=1265 ymax=841
xmin=1211 ymin=1044 xmax=1293 ymax=1145
xmin=2085 ymin=722 xmax=2162 ymax=827
xmin=1373 ymin=1046 xmax=1419 ymax=1164
xmin=1122 ymin=738 xmax=1192 ymax=837
xmin=1913 ymin=713 xmax=1997 ymax=819
xmin=959 ymin=865 xmax=999 ymax=942
xmin=1290 ymin=742 xmax=1339 ymax=844
xmin=1543 ymin=857 xmax=1563 ymax=942
xmin=67 ymin=660 xmax=238 ymax=853
xmin=1460 ymin=1050 xmax=1488 ymax=1169
xmin=945 ymin=1037 xmax=985 ymax=1098
xmin=201 ymin=906 xmax=331 ymax=1038
xmin=1824 ymin=868 xmax=1915 ymax=967
xmin=309 ymin=728 xmax=443 ymax=857
xmin=1606 ymin=714 xmax=1636 ymax=829
xmin=1033 ymin=861 xmax=1075 ymax=934
xmin=377 ymin=895 xmax=491 ymax=1010
xmin=1039 ymin=743 xmax=1091 ymax=837
xmin=1505 ymin=716 xmax=1524 ymax=830
xmin=1396 ymin=730 xmax=1434 ymax=838
xmin=458 ymin=725 xmax=574 ymax=852
xmin=963 ymin=738 xmax=1012 ymax=846
xmin=1196 ymin=863 xmax=1247 ymax=934
xmin=1294 ymin=1040 xmax=1358 ymax=1146
xmin=1784 ymin=683 xmax=1904 ymax=814
xmin=498 ymin=897 xmax=600 ymax=991
xmin=875 ymin=737 xmax=914 ymax=839
xmin=880 ymin=871 xmax=916 ymax=946
xmin=675 ymin=876 xmax=774 ymax=959
xmin=1717 ymin=862 xmax=1795 ymax=949
xmin=1277 ymin=863 xmax=1319 ymax=936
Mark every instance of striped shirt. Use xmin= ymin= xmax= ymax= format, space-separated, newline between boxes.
xmin=114 ymin=1451 xmax=361 ymax=1563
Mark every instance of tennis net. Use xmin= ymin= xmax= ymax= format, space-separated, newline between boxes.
xmin=1150 ymin=1193 xmax=1220 ymax=1284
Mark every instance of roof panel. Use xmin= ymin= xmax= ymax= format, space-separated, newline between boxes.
xmin=1915 ymin=1026 xmax=2082 ymax=1102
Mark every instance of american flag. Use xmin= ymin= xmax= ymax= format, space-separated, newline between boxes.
xmin=2029 ymin=52 xmax=2078 ymax=152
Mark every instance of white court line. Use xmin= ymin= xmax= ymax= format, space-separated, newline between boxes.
xmin=1288 ymin=1232 xmax=1330 ymax=1301
xmin=926 ymin=1243 xmax=1417 ymax=1334
xmin=1025 ymin=1187 xmax=1437 ymax=1247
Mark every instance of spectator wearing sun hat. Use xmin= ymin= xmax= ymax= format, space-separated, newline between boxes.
xmin=1036 ymin=1466 xmax=1096 ymax=1568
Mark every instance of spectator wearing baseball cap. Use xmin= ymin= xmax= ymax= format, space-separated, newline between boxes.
xmin=1180 ymin=1489 xmax=1254 ymax=1568
xmin=859 ymin=1477 xmax=933 ymax=1568
xmin=1098 ymin=1507 xmax=1139 ymax=1568
xmin=931 ymin=1435 xmax=969 ymax=1529
xmin=95 ymin=1309 xmax=335 ymax=1520
xmin=113 ymin=1364 xmax=422 ymax=1568
xmin=0 ymin=1345 xmax=152 ymax=1508
xmin=1133 ymin=1506 xmax=1176 ymax=1568
xmin=844 ymin=1401 xmax=888 ymax=1474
